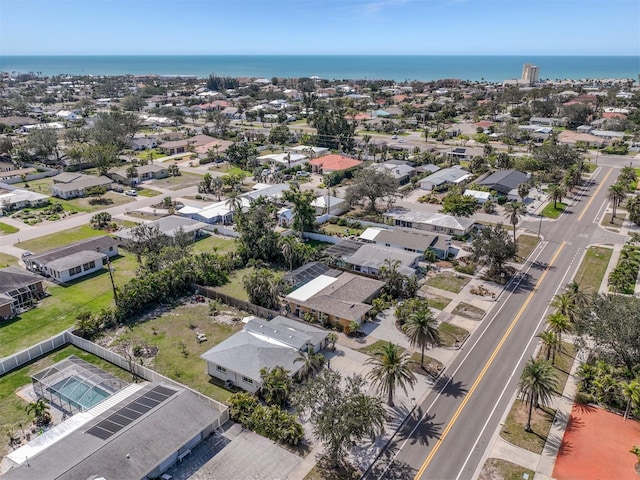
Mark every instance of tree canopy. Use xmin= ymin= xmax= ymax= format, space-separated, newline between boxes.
xmin=471 ymin=223 xmax=517 ymax=278
xmin=345 ymin=166 xmax=399 ymax=212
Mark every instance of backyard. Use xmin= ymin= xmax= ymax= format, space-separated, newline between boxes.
xmin=100 ymin=300 xmax=244 ymax=403
xmin=0 ymin=345 xmax=131 ymax=460
xmin=16 ymin=224 xmax=113 ymax=252
xmin=0 ymin=253 xmax=138 ymax=357
xmin=191 ymin=234 xmax=238 ymax=254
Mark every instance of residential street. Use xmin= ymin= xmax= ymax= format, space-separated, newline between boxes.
xmin=368 ymin=164 xmax=628 ymax=480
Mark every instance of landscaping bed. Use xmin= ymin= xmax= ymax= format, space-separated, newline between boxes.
xmin=572 ymin=246 xmax=612 ymax=294
xmin=426 ymin=272 xmax=471 ymax=294
xmin=541 ymin=202 xmax=566 ymax=219
xmin=515 ymin=234 xmax=540 ymax=263
xmin=478 ymin=458 xmax=534 ymax=480
xmin=357 ymin=341 xmax=443 ymax=378
xmin=452 ymin=302 xmax=485 ymax=320
xmin=438 ymin=322 xmax=469 ymax=347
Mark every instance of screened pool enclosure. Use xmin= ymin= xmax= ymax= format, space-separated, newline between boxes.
xmin=31 ymin=356 xmax=128 ymax=414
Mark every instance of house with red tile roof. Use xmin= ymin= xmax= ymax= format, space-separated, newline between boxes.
xmin=308 ymin=155 xmax=362 ymax=175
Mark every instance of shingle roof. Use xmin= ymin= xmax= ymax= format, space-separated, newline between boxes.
xmin=0 ymin=266 xmax=44 ymax=294
xmin=373 ymin=228 xmax=439 ymax=251
xmin=477 ymin=169 xmax=529 ymax=194
xmin=28 ymin=236 xmax=117 ymax=266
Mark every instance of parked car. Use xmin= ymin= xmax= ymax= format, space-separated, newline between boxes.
xmin=296 ymin=171 xmax=310 ymax=177
xmin=125 ymin=189 xmax=138 ymax=196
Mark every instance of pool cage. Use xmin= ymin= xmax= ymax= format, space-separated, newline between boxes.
xmin=31 ymin=356 xmax=128 ymax=415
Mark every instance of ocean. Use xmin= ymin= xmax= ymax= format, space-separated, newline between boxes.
xmin=0 ymin=55 xmax=638 ymax=82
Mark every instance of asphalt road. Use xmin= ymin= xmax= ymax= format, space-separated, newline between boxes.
xmin=367 ymin=164 xmax=627 ymax=480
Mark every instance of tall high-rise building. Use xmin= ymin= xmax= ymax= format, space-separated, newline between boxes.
xmin=521 ymin=64 xmax=540 ymax=84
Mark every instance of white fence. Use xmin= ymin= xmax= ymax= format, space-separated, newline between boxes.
xmin=302 ymin=231 xmax=340 ymax=244
xmin=0 ymin=331 xmax=69 ymax=375
xmin=0 ymin=330 xmax=229 ymax=427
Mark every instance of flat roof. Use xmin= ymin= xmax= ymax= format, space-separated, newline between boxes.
xmin=286 ymin=274 xmax=338 ymax=302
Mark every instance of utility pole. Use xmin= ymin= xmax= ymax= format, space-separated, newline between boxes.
xmin=106 ymin=257 xmax=118 ymax=304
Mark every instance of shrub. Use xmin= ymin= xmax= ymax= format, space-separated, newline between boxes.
xmin=574 ymin=391 xmax=596 ymax=405
xmin=454 ymin=263 xmax=476 ymax=275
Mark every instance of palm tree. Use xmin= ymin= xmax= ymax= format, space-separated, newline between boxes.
xmin=550 ymin=292 xmax=577 ymax=323
xmin=366 ymin=342 xmax=417 ymax=407
xmin=565 ymin=281 xmax=589 ymax=308
xmin=607 ymin=182 xmax=627 ymax=221
xmin=518 ymin=358 xmax=559 ymax=432
xmin=25 ymin=398 xmax=51 ymax=426
xmin=548 ymin=184 xmax=565 ymax=209
xmin=279 ymin=235 xmax=297 ymax=271
xmin=504 ymin=201 xmax=527 ymax=245
xmin=125 ymin=165 xmax=138 ymax=186
xmin=259 ymin=366 xmax=292 ymax=407
xmin=537 ymin=330 xmax=559 ymax=363
xmin=621 ymin=379 xmax=640 ymax=420
xmin=546 ymin=312 xmax=572 ymax=346
xmin=293 ymin=347 xmax=325 ymax=382
xmin=225 ymin=192 xmax=243 ymax=218
xmin=404 ymin=309 xmax=440 ymax=370
xmin=517 ymin=183 xmax=530 ymax=204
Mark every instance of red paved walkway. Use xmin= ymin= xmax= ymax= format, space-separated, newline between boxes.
xmin=553 ymin=404 xmax=640 ymax=480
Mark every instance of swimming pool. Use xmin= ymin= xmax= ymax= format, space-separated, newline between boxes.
xmin=49 ymin=376 xmax=110 ymax=412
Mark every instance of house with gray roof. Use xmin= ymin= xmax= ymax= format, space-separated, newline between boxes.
xmin=419 ymin=165 xmax=471 ymax=191
xmin=24 ymin=236 xmax=118 ymax=283
xmin=200 ymin=316 xmax=328 ymax=392
xmin=108 ymin=163 xmax=169 ymax=186
xmin=342 ymin=243 xmax=421 ymax=277
xmin=0 ymin=266 xmax=46 ymax=320
xmin=2 ymin=381 xmax=225 ymax=480
xmin=477 ymin=169 xmax=530 ymax=198
xmin=50 ymin=173 xmax=112 ymax=199
xmin=384 ymin=208 xmax=475 ymax=236
xmin=372 ymin=161 xmax=416 ymax=184
xmin=113 ymin=215 xmax=208 ymax=245
xmin=360 ymin=227 xmax=454 ymax=259
xmin=285 ymin=271 xmax=384 ymax=328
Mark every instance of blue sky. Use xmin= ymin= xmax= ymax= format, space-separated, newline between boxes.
xmin=1 ymin=0 xmax=638 ymax=55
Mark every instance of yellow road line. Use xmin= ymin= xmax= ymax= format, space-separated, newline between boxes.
xmin=577 ymin=168 xmax=612 ymax=222
xmin=414 ymin=241 xmax=567 ymax=480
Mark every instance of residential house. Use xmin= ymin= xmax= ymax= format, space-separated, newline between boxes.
xmin=178 ymin=202 xmax=233 ymax=225
xmin=311 ymin=195 xmax=347 ymax=216
xmin=372 ymin=161 xmax=416 ymax=185
xmin=257 ymin=153 xmax=308 ymax=169
xmin=108 ymin=163 xmax=168 ymax=186
xmin=590 ymin=130 xmax=625 ymax=143
xmin=360 ymin=227 xmax=454 ymax=259
xmin=50 ymin=173 xmax=112 ymax=199
xmin=529 ymin=117 xmax=568 ymax=127
xmin=0 ymin=266 xmax=46 ymax=320
xmin=557 ymin=130 xmax=605 ymax=148
xmin=309 ymin=154 xmax=362 ymax=175
xmin=0 ymin=167 xmax=38 ymax=182
xmin=341 ymin=243 xmax=421 ymax=276
xmin=285 ymin=271 xmax=384 ymax=328
xmin=419 ymin=165 xmax=471 ymax=191
xmin=0 ymin=188 xmax=49 ymax=215
xmin=113 ymin=215 xmax=208 ymax=246
xmin=200 ymin=316 xmax=328 ymax=393
xmin=129 ymin=137 xmax=158 ymax=151
xmin=288 ymin=145 xmax=330 ymax=159
xmin=158 ymin=134 xmax=218 ymax=155
xmin=477 ymin=169 xmax=530 ymax=200
xmin=384 ymin=208 xmax=475 ymax=236
xmin=24 ymin=237 xmax=119 ymax=284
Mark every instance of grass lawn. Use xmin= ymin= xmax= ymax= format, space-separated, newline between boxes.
xmin=438 ymin=322 xmax=468 ymax=347
xmin=61 ymin=191 xmax=136 ymax=213
xmin=425 ymin=293 xmax=451 ymax=311
xmin=135 ymin=188 xmax=161 ymax=197
xmin=452 ymin=302 xmax=485 ymax=320
xmin=304 ymin=457 xmax=360 ymax=480
xmin=19 ymin=178 xmax=53 ymax=194
xmin=16 ymin=225 xmax=107 ymax=253
xmin=149 ymin=172 xmax=203 ymax=191
xmin=0 ymin=254 xmax=138 ymax=357
xmin=212 ymin=266 xmax=254 ymax=302
xmin=601 ymin=212 xmax=626 ymax=227
xmin=583 ymin=162 xmax=597 ymax=173
xmin=499 ymin=342 xmax=575 ymax=454
xmin=478 ymin=458 xmax=534 ymax=480
xmin=408 ymin=352 xmax=444 ymax=378
xmin=357 ymin=339 xmax=404 ymax=356
xmin=501 ymin=401 xmax=556 ymax=454
xmin=0 ymin=222 xmax=19 ymax=234
xmin=572 ymin=246 xmax=613 ymax=294
xmin=515 ymin=234 xmax=540 ymax=263
xmin=425 ymin=272 xmax=471 ymax=294
xmin=106 ymin=301 xmax=243 ymax=404
xmin=0 ymin=252 xmax=19 ymax=268
xmin=0 ymin=344 xmax=131 ymax=460
xmin=320 ymin=223 xmax=365 ymax=237
xmin=541 ymin=201 xmax=567 ymax=219
xmin=191 ymin=235 xmax=238 ymax=254
xmin=135 ymin=148 xmax=164 ymax=161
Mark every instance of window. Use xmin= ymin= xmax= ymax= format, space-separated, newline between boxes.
xmin=82 ymin=261 xmax=96 ymax=271
xmin=242 ymin=377 xmax=253 ymax=384
xmin=68 ymin=266 xmax=82 ymax=276
xmin=109 ymin=246 xmax=114 ymax=252
xmin=216 ymin=365 xmax=227 ymax=373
